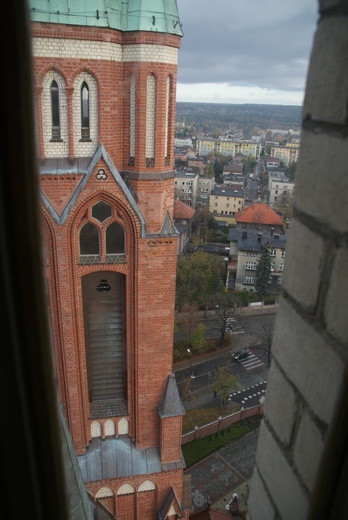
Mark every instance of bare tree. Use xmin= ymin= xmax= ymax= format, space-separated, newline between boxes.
xmin=253 ymin=322 xmax=274 ymax=366
xmin=212 ymin=292 xmax=242 ymax=348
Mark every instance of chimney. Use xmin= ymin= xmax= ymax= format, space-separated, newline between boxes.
xmin=274 ymin=233 xmax=280 ymax=239
xmin=257 ymin=232 xmax=262 ymax=241
xmin=271 ymin=227 xmax=274 ymax=236
xmin=242 ymin=231 xmax=247 ymax=238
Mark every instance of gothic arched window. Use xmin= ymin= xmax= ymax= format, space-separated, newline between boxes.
xmin=80 ymin=222 xmax=99 ymax=256
xmin=106 ymin=222 xmax=125 ymax=255
xmin=81 ymin=81 xmax=90 ymax=139
xmin=50 ymin=80 xmax=60 ymax=140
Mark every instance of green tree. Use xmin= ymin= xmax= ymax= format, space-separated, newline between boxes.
xmin=287 ymin=161 xmax=297 ymax=181
xmin=212 ymin=364 xmax=239 ymax=405
xmin=190 ymin=323 xmax=207 ymax=352
xmin=176 ymin=251 xmax=225 ymax=310
xmin=255 ymin=245 xmax=271 ymax=301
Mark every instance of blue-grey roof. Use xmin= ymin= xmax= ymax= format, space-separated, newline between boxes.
xmin=29 ymin=0 xmax=183 ymax=36
xmin=158 ymin=373 xmax=185 ymax=418
xmin=78 ymin=436 xmax=185 ymax=482
xmin=211 ymin=185 xmax=244 ymax=198
xmin=229 ymin=228 xmax=287 ymax=253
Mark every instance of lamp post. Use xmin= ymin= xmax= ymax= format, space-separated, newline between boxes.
xmin=186 ymin=348 xmax=195 ymax=379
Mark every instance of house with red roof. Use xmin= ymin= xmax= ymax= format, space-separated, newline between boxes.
xmin=235 ymin=203 xmax=284 ymax=234
xmin=174 ymin=199 xmax=196 ymax=255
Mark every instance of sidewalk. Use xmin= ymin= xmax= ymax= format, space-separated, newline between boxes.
xmin=185 ymin=424 xmax=260 ymax=515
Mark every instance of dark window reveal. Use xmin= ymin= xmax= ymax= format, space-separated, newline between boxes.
xmin=50 ymin=80 xmax=60 ymax=140
xmin=106 ymin=222 xmax=125 ymax=254
xmin=80 ymin=222 xmax=99 ymax=255
xmin=81 ymin=81 xmax=90 ymax=139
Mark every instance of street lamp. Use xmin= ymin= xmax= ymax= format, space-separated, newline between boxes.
xmin=187 ymin=348 xmax=195 ymax=379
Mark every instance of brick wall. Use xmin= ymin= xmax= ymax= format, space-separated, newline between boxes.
xmin=247 ymin=2 xmax=348 ymax=518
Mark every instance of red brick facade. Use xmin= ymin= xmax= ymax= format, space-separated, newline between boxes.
xmin=32 ymin=17 xmax=188 ymax=520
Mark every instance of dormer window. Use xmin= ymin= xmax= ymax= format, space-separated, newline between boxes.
xmin=81 ymin=81 xmax=90 ymax=140
xmin=50 ymin=80 xmax=61 ymax=140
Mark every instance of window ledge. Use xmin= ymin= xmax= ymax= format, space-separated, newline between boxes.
xmin=79 ymin=138 xmax=92 ymax=142
xmin=50 ymin=138 xmax=63 ymax=142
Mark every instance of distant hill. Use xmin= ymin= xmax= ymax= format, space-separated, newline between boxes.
xmin=176 ymin=102 xmax=302 ymax=132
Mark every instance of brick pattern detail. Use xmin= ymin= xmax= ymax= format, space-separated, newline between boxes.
xmin=35 ymin=19 xmax=185 ymax=520
xmin=87 ymin=469 xmax=186 ymax=520
xmin=160 ymin=416 xmax=183 ymax=463
xmin=146 ymin=74 xmax=156 ymax=161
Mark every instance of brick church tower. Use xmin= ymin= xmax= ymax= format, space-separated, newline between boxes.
xmin=29 ymin=1 xmax=188 ymax=518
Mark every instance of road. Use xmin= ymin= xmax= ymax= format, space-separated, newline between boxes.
xmin=175 ymin=312 xmax=275 ymax=341
xmin=174 ymin=313 xmax=274 ymax=405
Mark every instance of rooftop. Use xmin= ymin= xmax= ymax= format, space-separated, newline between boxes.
xmin=236 ymin=203 xmax=283 ymax=226
xmin=29 ymin=0 xmax=183 ymax=36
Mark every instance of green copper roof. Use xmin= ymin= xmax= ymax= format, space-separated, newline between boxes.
xmin=29 ymin=0 xmax=183 ymax=36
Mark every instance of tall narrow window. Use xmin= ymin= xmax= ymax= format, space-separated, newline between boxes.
xmin=50 ymin=80 xmax=60 ymax=140
xmin=81 ymin=81 xmax=90 ymax=139
xmin=146 ymin=73 xmax=156 ymax=167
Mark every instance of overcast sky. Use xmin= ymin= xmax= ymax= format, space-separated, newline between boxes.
xmin=176 ymin=0 xmax=318 ymax=105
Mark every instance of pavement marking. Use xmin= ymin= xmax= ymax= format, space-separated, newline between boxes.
xmin=239 ymin=354 xmax=265 ymax=370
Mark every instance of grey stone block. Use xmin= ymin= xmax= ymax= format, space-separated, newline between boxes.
xmin=282 ymin=219 xmax=324 ymax=312
xmin=248 ymin=467 xmax=276 ymax=520
xmin=264 ymin=363 xmax=297 ymax=447
xmin=255 ymin=422 xmax=309 ymax=520
xmin=303 ymin=17 xmax=348 ymax=125
xmin=272 ymin=299 xmax=344 ymax=424
xmin=294 ymin=411 xmax=324 ymax=493
xmin=324 ymin=248 xmax=348 ymax=345
xmin=294 ymin=131 xmax=348 ymax=233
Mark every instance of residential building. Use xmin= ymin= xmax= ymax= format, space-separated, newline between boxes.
xmin=187 ymin=157 xmax=205 ymax=173
xmin=173 ymin=199 xmax=195 ymax=256
xmin=223 ymin=162 xmax=243 ymax=176
xmin=175 ymin=169 xmax=199 ymax=207
xmin=270 ymin=142 xmax=300 ymax=166
xmin=235 ymin=203 xmax=284 ymax=233
xmin=197 ymin=138 xmax=261 ymax=161
xmin=228 ymin=229 xmax=286 ymax=292
xmin=196 ymin=176 xmax=215 ymax=208
xmin=28 ymin=1 xmax=189 ymax=519
xmin=209 ymin=185 xmax=245 ymax=225
xmin=268 ymin=171 xmax=295 ymax=208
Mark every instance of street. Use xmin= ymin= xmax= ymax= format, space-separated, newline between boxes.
xmin=174 ymin=312 xmax=275 ymax=406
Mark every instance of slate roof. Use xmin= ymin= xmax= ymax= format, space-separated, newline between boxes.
xmin=211 ymin=185 xmax=244 ymax=198
xmin=228 ymin=228 xmax=287 ymax=252
xmin=236 ymin=203 xmax=283 ymax=226
xmin=78 ymin=436 xmax=185 ymax=483
xmin=158 ymin=373 xmax=185 ymax=419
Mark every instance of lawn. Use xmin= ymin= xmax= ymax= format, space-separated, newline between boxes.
xmin=182 ymin=417 xmax=261 ymax=467
xmin=182 ymin=405 xmax=240 ymax=434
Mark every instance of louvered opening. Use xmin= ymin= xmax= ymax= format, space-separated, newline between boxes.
xmin=82 ymin=272 xmax=127 ymax=415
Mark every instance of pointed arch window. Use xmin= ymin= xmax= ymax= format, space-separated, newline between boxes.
xmin=50 ymin=80 xmax=61 ymax=140
xmin=80 ymin=222 xmax=100 ymax=259
xmin=106 ymin=222 xmax=125 ymax=255
xmin=81 ymin=81 xmax=90 ymax=140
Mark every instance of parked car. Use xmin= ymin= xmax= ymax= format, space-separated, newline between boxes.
xmin=233 ymin=349 xmax=250 ymax=361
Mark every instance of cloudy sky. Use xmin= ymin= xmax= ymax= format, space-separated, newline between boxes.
xmin=176 ymin=0 xmax=318 ymax=105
